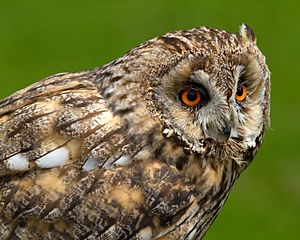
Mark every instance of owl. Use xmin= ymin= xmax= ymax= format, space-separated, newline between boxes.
xmin=0 ymin=24 xmax=270 ymax=240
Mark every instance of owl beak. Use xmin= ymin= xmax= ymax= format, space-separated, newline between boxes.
xmin=205 ymin=121 xmax=232 ymax=143
xmin=222 ymin=122 xmax=232 ymax=141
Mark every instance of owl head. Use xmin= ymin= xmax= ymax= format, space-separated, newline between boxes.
xmin=141 ymin=24 xmax=270 ymax=165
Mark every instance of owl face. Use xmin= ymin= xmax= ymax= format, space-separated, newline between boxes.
xmin=150 ymin=25 xmax=270 ymax=163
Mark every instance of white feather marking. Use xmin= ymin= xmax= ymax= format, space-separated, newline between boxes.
xmin=90 ymin=111 xmax=113 ymax=129
xmin=6 ymin=154 xmax=29 ymax=171
xmin=36 ymin=146 xmax=69 ymax=168
xmin=230 ymin=127 xmax=239 ymax=138
xmin=137 ymin=227 xmax=152 ymax=240
xmin=163 ymin=128 xmax=174 ymax=138
xmin=47 ymin=208 xmax=61 ymax=219
xmin=246 ymin=137 xmax=256 ymax=148
xmin=163 ymin=128 xmax=169 ymax=135
xmin=113 ymin=155 xmax=131 ymax=166
xmin=135 ymin=149 xmax=151 ymax=160
xmin=82 ymin=156 xmax=99 ymax=171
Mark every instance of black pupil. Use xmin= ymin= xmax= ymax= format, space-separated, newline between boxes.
xmin=236 ymin=86 xmax=243 ymax=96
xmin=187 ymin=90 xmax=198 ymax=101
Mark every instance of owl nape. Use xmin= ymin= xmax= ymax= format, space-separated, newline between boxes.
xmin=0 ymin=24 xmax=270 ymax=239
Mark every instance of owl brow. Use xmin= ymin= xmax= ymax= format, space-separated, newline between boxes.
xmin=237 ymin=67 xmax=248 ymax=86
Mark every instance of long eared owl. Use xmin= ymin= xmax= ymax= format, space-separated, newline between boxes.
xmin=0 ymin=24 xmax=270 ymax=239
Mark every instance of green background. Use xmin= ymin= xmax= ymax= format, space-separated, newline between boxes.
xmin=0 ymin=0 xmax=299 ymax=239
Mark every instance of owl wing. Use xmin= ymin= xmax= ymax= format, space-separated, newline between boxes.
xmin=0 ymin=71 xmax=127 ymax=177
xmin=0 ymin=72 xmax=200 ymax=239
xmin=1 ymin=161 xmax=199 ymax=239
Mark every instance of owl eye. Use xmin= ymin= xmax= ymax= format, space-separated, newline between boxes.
xmin=179 ymin=85 xmax=208 ymax=107
xmin=235 ymin=85 xmax=247 ymax=102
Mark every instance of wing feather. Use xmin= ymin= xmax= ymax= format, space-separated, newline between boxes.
xmin=0 ymin=72 xmax=123 ymax=177
xmin=0 ymin=161 xmax=198 ymax=239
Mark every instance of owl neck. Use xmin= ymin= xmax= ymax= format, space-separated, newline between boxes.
xmin=184 ymin=154 xmax=243 ymax=188
xmin=148 ymin=129 xmax=244 ymax=205
xmin=152 ymin=140 xmax=245 ymax=239
xmin=181 ymin=157 xmax=243 ymax=239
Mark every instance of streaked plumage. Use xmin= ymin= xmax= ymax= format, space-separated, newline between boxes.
xmin=0 ymin=25 xmax=270 ymax=239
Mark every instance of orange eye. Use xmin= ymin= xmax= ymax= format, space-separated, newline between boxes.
xmin=235 ymin=85 xmax=247 ymax=102
xmin=180 ymin=88 xmax=202 ymax=107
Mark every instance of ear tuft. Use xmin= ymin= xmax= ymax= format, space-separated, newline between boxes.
xmin=239 ymin=24 xmax=256 ymax=44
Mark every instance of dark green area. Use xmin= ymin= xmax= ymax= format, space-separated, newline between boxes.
xmin=0 ymin=1 xmax=299 ymax=239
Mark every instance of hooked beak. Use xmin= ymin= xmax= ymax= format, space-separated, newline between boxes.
xmin=204 ymin=119 xmax=232 ymax=143
xmin=222 ymin=122 xmax=232 ymax=140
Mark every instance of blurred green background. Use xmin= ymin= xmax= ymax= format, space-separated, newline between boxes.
xmin=0 ymin=0 xmax=299 ymax=239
